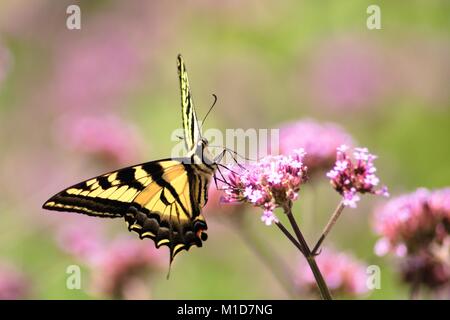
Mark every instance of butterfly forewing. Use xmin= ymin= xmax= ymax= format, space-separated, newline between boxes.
xmin=177 ymin=54 xmax=201 ymax=152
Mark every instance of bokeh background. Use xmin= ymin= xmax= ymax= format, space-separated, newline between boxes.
xmin=0 ymin=0 xmax=449 ymax=299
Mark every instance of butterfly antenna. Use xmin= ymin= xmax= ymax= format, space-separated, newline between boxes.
xmin=208 ymin=145 xmax=259 ymax=163
xmin=202 ymin=94 xmax=218 ymax=128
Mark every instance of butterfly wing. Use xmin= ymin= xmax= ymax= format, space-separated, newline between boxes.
xmin=43 ymin=159 xmax=210 ymax=261
xmin=177 ymin=54 xmax=202 ymax=152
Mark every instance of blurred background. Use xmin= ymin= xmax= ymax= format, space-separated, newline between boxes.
xmin=0 ymin=0 xmax=449 ymax=299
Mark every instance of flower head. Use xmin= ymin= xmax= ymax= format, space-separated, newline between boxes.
xmin=327 ymin=145 xmax=388 ymax=208
xmin=295 ymin=248 xmax=369 ymax=297
xmin=308 ymin=36 xmax=385 ymax=111
xmin=57 ymin=221 xmax=164 ymax=299
xmin=57 ymin=219 xmax=106 ymax=263
xmin=373 ymin=188 xmax=450 ymax=290
xmin=278 ymin=119 xmax=355 ymax=174
xmin=0 ymin=42 xmax=12 ymax=88
xmin=90 ymin=238 xmax=164 ymax=299
xmin=0 ymin=262 xmax=30 ymax=300
xmin=374 ymin=188 xmax=450 ymax=255
xmin=222 ymin=149 xmax=308 ymax=225
xmin=53 ymin=31 xmax=142 ymax=112
xmin=57 ymin=114 xmax=144 ymax=166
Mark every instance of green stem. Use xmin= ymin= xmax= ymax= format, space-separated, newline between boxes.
xmin=312 ymin=201 xmax=345 ymax=255
xmin=232 ymin=216 xmax=296 ymax=298
xmin=275 ymin=221 xmax=305 ymax=255
xmin=284 ymin=206 xmax=332 ymax=300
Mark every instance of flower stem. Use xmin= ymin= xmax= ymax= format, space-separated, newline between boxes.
xmin=231 ymin=216 xmax=297 ymax=298
xmin=284 ymin=206 xmax=332 ymax=300
xmin=312 ymin=201 xmax=345 ymax=255
xmin=409 ymin=275 xmax=421 ymax=300
xmin=275 ymin=221 xmax=305 ymax=255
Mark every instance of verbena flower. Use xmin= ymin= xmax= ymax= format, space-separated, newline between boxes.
xmin=373 ymin=188 xmax=450 ymax=290
xmin=278 ymin=119 xmax=354 ymax=174
xmin=204 ymin=185 xmax=248 ymax=218
xmin=57 ymin=222 xmax=163 ymax=299
xmin=0 ymin=262 xmax=30 ymax=300
xmin=307 ymin=36 xmax=385 ymax=111
xmin=295 ymin=248 xmax=369 ymax=297
xmin=327 ymin=145 xmax=388 ymax=208
xmin=0 ymin=42 xmax=12 ymax=88
xmin=222 ymin=149 xmax=308 ymax=225
xmin=57 ymin=114 xmax=144 ymax=166
xmin=90 ymin=238 xmax=164 ymax=299
xmin=57 ymin=219 xmax=106 ymax=263
xmin=53 ymin=30 xmax=142 ymax=112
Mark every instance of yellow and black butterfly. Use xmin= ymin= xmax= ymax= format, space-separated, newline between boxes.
xmin=43 ymin=55 xmax=217 ymax=265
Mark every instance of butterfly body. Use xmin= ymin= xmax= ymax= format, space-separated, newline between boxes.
xmin=43 ymin=55 xmax=216 ymax=262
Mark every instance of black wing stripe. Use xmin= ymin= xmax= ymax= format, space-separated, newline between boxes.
xmin=97 ymin=176 xmax=112 ymax=189
xmin=144 ymin=162 xmax=191 ymax=217
xmin=116 ymin=167 xmax=146 ymax=190
xmin=183 ymin=164 xmax=201 ymax=217
xmin=43 ymin=194 xmax=130 ymax=217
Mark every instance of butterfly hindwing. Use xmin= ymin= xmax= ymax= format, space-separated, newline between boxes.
xmin=43 ymin=159 xmax=211 ymax=260
xmin=125 ymin=163 xmax=211 ymax=260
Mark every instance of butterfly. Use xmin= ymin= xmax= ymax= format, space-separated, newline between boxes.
xmin=43 ymin=54 xmax=218 ymax=265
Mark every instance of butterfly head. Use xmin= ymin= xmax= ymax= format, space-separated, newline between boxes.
xmin=192 ymin=137 xmax=214 ymax=166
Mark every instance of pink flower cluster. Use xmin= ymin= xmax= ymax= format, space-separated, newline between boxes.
xmin=295 ymin=248 xmax=369 ymax=297
xmin=0 ymin=262 xmax=29 ymax=300
xmin=373 ymin=188 xmax=450 ymax=289
xmin=53 ymin=32 xmax=142 ymax=112
xmin=90 ymin=238 xmax=164 ymax=299
xmin=327 ymin=145 xmax=388 ymax=208
xmin=57 ymin=222 xmax=163 ymax=299
xmin=308 ymin=36 xmax=385 ymax=111
xmin=279 ymin=119 xmax=354 ymax=174
xmin=222 ymin=149 xmax=308 ymax=225
xmin=374 ymin=188 xmax=450 ymax=256
xmin=57 ymin=114 xmax=144 ymax=166
xmin=0 ymin=42 xmax=12 ymax=88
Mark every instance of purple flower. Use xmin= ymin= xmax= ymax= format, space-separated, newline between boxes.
xmin=278 ymin=119 xmax=355 ymax=174
xmin=56 ymin=114 xmax=144 ymax=166
xmin=52 ymin=32 xmax=142 ymax=112
xmin=0 ymin=262 xmax=30 ymax=300
xmin=327 ymin=145 xmax=388 ymax=208
xmin=374 ymin=188 xmax=450 ymax=255
xmin=0 ymin=42 xmax=12 ymax=88
xmin=222 ymin=149 xmax=308 ymax=225
xmin=57 ymin=218 xmax=106 ymax=263
xmin=373 ymin=188 xmax=450 ymax=290
xmin=400 ymin=248 xmax=450 ymax=290
xmin=295 ymin=248 xmax=369 ymax=297
xmin=57 ymin=220 xmax=163 ymax=299
xmin=203 ymin=185 xmax=249 ymax=218
xmin=90 ymin=238 xmax=164 ymax=299
xmin=307 ymin=36 xmax=385 ymax=111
